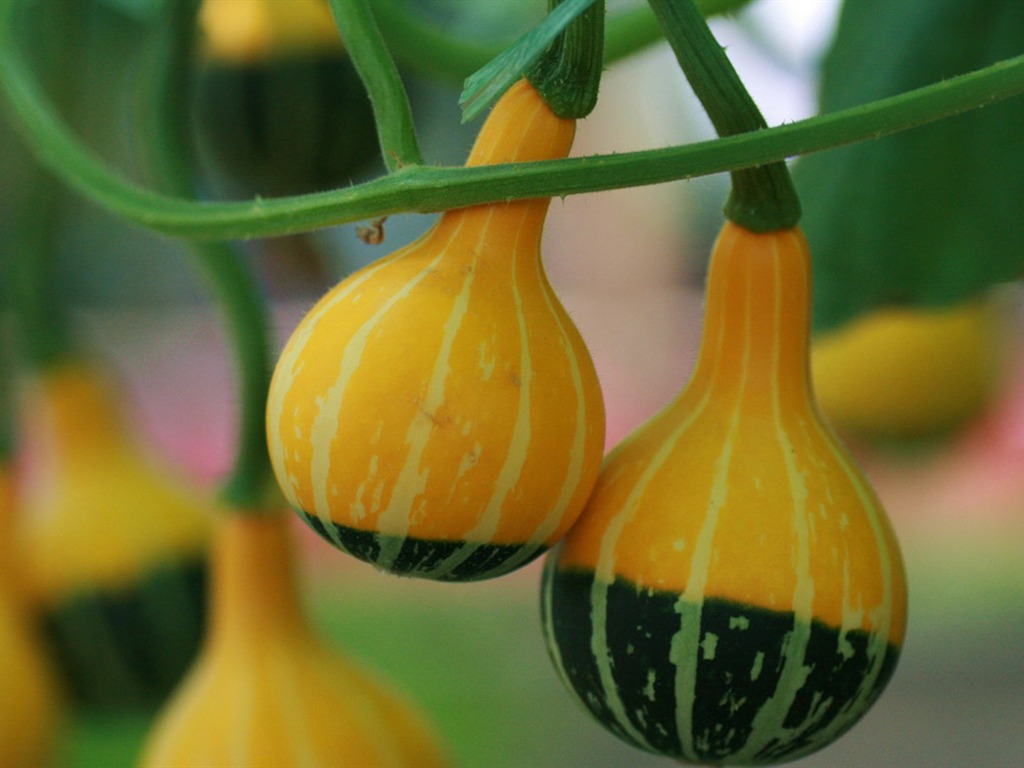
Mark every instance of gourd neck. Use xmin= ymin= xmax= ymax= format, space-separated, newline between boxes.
xmin=439 ymin=78 xmax=574 ymax=248
xmin=207 ymin=511 xmax=308 ymax=649
xmin=688 ymin=223 xmax=814 ymax=406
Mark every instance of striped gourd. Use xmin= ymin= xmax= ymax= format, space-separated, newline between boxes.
xmin=17 ymin=362 xmax=211 ymax=708
xmin=542 ymin=222 xmax=908 ymax=765
xmin=140 ymin=510 xmax=449 ymax=768
xmin=266 ymin=79 xmax=605 ymax=581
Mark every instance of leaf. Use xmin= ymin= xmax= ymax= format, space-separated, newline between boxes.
xmin=458 ymin=0 xmax=596 ymax=123
xmin=794 ymin=0 xmax=1024 ymax=333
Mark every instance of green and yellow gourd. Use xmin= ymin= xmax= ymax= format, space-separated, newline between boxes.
xmin=140 ymin=509 xmax=449 ymax=767
xmin=266 ymin=79 xmax=605 ymax=581
xmin=17 ymin=361 xmax=211 ymax=708
xmin=542 ymin=223 xmax=908 ymax=764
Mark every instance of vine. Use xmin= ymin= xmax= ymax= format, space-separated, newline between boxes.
xmin=1 ymin=0 xmax=1022 ymax=243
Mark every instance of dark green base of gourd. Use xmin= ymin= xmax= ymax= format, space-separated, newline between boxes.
xmin=298 ymin=508 xmax=546 ymax=581
xmin=542 ymin=564 xmax=901 ymax=765
xmin=41 ymin=556 xmax=207 ymax=710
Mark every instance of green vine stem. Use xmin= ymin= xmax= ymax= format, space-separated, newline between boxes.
xmin=648 ymin=0 xmax=799 ymax=231
xmin=327 ymin=0 xmax=422 ymax=170
xmin=140 ymin=0 xmax=275 ymax=511
xmin=527 ymin=0 xmax=605 ymax=119
xmin=2 ymin=0 xmax=1024 ymax=241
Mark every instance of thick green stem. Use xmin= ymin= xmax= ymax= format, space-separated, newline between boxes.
xmin=327 ymin=0 xmax=421 ymax=170
xmin=527 ymin=0 xmax=605 ymax=118
xmin=648 ymin=0 xmax=800 ymax=231
xmin=142 ymin=0 xmax=275 ymax=510
xmin=1 ymin=0 xmax=1023 ymax=240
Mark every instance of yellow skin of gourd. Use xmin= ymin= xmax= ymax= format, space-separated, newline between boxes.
xmin=0 ymin=465 xmax=62 ymax=768
xmin=139 ymin=511 xmax=450 ymax=768
xmin=17 ymin=362 xmax=211 ymax=604
xmin=199 ymin=0 xmax=342 ymax=62
xmin=558 ymin=222 xmax=908 ymax=648
xmin=812 ymin=298 xmax=1002 ymax=440
xmin=267 ymin=80 xmax=605 ymax=568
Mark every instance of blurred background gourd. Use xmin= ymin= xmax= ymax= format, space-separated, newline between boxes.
xmin=16 ymin=360 xmax=211 ymax=709
xmin=139 ymin=509 xmax=449 ymax=768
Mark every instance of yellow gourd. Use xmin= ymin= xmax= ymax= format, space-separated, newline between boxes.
xmin=812 ymin=298 xmax=1003 ymax=440
xmin=542 ymin=223 xmax=908 ymax=765
xmin=17 ymin=361 xmax=212 ymax=707
xmin=0 ymin=462 xmax=62 ymax=768
xmin=266 ymin=79 xmax=605 ymax=581
xmin=139 ymin=510 xmax=449 ymax=768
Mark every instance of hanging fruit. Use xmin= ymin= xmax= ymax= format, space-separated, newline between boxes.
xmin=542 ymin=222 xmax=908 ymax=765
xmin=17 ymin=361 xmax=211 ymax=708
xmin=812 ymin=297 xmax=1005 ymax=441
xmin=195 ymin=0 xmax=379 ymax=196
xmin=0 ymin=460 xmax=62 ymax=768
xmin=266 ymin=79 xmax=606 ymax=581
xmin=139 ymin=509 xmax=449 ymax=768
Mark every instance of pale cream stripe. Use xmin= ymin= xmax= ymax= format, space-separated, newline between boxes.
xmin=268 ymin=254 xmax=402 ymax=511
xmin=528 ymin=234 xmax=593 ymax=543
xmin=307 ymin=220 xmax=468 ymax=539
xmin=586 ymin=384 xmax=716 ymax=753
xmin=729 ymin=233 xmax=816 ymax=761
xmin=792 ymin=225 xmax=898 ymax=752
xmin=372 ymin=212 xmax=490 ymax=569
xmin=667 ymin=235 xmax=755 ymax=762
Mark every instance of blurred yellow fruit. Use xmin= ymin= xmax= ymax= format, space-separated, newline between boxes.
xmin=139 ymin=511 xmax=449 ymax=768
xmin=811 ymin=299 xmax=1005 ymax=440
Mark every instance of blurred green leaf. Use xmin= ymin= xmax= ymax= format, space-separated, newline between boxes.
xmin=796 ymin=0 xmax=1024 ymax=333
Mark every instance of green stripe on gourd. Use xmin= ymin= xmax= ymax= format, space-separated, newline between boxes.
xmin=541 ymin=223 xmax=907 ymax=765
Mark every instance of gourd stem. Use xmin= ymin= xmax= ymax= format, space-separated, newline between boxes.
xmin=327 ymin=0 xmax=422 ymax=170
xmin=647 ymin=0 xmax=800 ymax=231
xmin=527 ymin=0 xmax=605 ymax=119
xmin=141 ymin=0 xmax=275 ymax=511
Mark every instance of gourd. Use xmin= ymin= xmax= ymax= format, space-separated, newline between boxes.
xmin=812 ymin=298 xmax=1003 ymax=440
xmin=139 ymin=510 xmax=449 ymax=768
xmin=195 ymin=0 xmax=378 ymax=196
xmin=17 ymin=362 xmax=211 ymax=708
xmin=542 ymin=222 xmax=908 ymax=765
xmin=266 ymin=79 xmax=605 ymax=581
xmin=0 ymin=461 xmax=62 ymax=768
